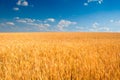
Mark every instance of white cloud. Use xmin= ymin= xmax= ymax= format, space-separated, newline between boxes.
xmin=16 ymin=0 xmax=21 ymax=5
xmin=16 ymin=19 xmax=27 ymax=23
xmin=46 ymin=18 xmax=55 ymax=22
xmin=24 ymin=18 xmax=35 ymax=23
xmin=14 ymin=17 xmax=20 ymax=20
xmin=17 ymin=0 xmax=28 ymax=6
xmin=28 ymin=23 xmax=50 ymax=31
xmin=98 ymin=0 xmax=103 ymax=4
xmin=14 ymin=0 xmax=29 ymax=12
xmin=84 ymin=0 xmax=103 ymax=6
xmin=109 ymin=19 xmax=120 ymax=24
xmin=28 ymin=23 xmax=50 ymax=27
xmin=22 ymin=1 xmax=28 ymax=6
xmin=6 ymin=22 xmax=15 ymax=26
xmin=57 ymin=20 xmax=77 ymax=31
xmin=88 ymin=0 xmax=103 ymax=4
xmin=101 ymin=27 xmax=110 ymax=31
xmin=16 ymin=18 xmax=77 ymax=31
xmin=17 ymin=0 xmax=21 ymax=5
xmin=92 ymin=22 xmax=99 ymax=28
xmin=75 ymin=26 xmax=85 ymax=31
xmin=84 ymin=3 xmax=88 ymax=6
xmin=13 ymin=7 xmax=19 ymax=11
xmin=0 ymin=22 xmax=15 ymax=27
xmin=89 ymin=22 xmax=110 ymax=32
xmin=37 ymin=24 xmax=50 ymax=28
xmin=16 ymin=18 xmax=35 ymax=23
xmin=15 ymin=17 xmax=50 ymax=31
xmin=110 ymin=20 xmax=114 ymax=23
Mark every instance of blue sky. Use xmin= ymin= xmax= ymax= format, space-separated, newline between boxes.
xmin=0 ymin=0 xmax=120 ymax=32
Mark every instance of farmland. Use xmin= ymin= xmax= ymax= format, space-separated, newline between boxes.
xmin=0 ymin=32 xmax=120 ymax=80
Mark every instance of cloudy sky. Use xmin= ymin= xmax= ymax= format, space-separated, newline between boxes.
xmin=0 ymin=0 xmax=120 ymax=32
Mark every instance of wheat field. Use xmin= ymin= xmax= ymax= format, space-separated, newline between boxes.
xmin=0 ymin=32 xmax=120 ymax=80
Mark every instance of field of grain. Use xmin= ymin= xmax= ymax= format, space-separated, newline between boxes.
xmin=0 ymin=32 xmax=120 ymax=80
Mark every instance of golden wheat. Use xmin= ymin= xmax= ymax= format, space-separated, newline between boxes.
xmin=0 ymin=32 xmax=120 ymax=80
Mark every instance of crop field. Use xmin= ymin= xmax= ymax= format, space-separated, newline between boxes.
xmin=0 ymin=32 xmax=120 ymax=80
